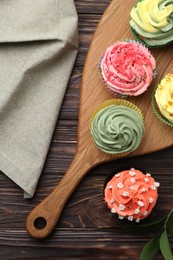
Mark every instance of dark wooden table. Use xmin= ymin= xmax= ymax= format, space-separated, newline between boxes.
xmin=0 ymin=1 xmax=173 ymax=259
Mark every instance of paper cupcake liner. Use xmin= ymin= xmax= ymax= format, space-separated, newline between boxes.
xmin=90 ymin=99 xmax=144 ymax=157
xmin=125 ymin=38 xmax=149 ymax=48
xmin=152 ymin=84 xmax=173 ymax=127
xmin=90 ymin=99 xmax=144 ymax=123
xmin=130 ymin=27 xmax=164 ymax=49
xmin=99 ymin=39 xmax=156 ymax=97
xmin=104 ymin=80 xmax=128 ymax=99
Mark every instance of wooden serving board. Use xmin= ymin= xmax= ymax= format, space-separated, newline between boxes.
xmin=26 ymin=0 xmax=173 ymax=239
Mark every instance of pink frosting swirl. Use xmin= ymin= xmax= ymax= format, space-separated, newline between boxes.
xmin=100 ymin=41 xmax=156 ymax=96
xmin=104 ymin=169 xmax=159 ymax=222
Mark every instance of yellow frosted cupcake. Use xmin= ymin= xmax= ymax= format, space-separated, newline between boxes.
xmin=130 ymin=0 xmax=173 ymax=48
xmin=152 ymin=74 xmax=173 ymax=126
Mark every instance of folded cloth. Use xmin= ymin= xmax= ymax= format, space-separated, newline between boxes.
xmin=0 ymin=0 xmax=78 ymax=198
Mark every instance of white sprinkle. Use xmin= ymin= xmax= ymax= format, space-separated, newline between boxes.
xmin=128 ymin=216 xmax=133 ymax=221
xmin=117 ymin=182 xmax=124 ymax=189
xmin=115 ymin=173 xmax=121 ymax=177
xmin=144 ymin=178 xmax=149 ymax=183
xmin=143 ymin=210 xmax=148 ymax=216
xmin=142 ymin=188 xmax=146 ymax=192
xmin=111 ymin=208 xmax=116 ymax=213
xmin=129 ymin=171 xmax=136 ymax=176
xmin=130 ymin=168 xmax=135 ymax=171
xmin=146 ymin=173 xmax=151 ymax=177
xmin=151 ymin=185 xmax=156 ymax=190
xmin=131 ymin=178 xmax=136 ymax=184
xmin=119 ymin=204 xmax=125 ymax=211
xmin=136 ymin=218 xmax=140 ymax=223
xmin=108 ymin=185 xmax=112 ymax=189
xmin=149 ymin=197 xmax=154 ymax=203
xmin=137 ymin=201 xmax=144 ymax=207
xmin=134 ymin=208 xmax=140 ymax=215
xmin=154 ymin=182 xmax=160 ymax=187
xmin=110 ymin=198 xmax=115 ymax=203
xmin=123 ymin=191 xmax=129 ymax=197
xmin=129 ymin=185 xmax=138 ymax=191
xmin=119 ymin=215 xmax=124 ymax=220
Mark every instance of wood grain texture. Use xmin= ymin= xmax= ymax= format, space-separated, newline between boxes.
xmin=0 ymin=0 xmax=173 ymax=259
xmin=26 ymin=0 xmax=173 ymax=240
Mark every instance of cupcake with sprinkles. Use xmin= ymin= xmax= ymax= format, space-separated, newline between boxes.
xmin=104 ymin=168 xmax=159 ymax=222
xmin=152 ymin=73 xmax=173 ymax=127
xmin=90 ymin=99 xmax=145 ymax=156
xmin=130 ymin=0 xmax=173 ymax=48
xmin=99 ymin=41 xmax=156 ymax=97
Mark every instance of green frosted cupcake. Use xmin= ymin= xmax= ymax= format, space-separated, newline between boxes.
xmin=90 ymin=99 xmax=145 ymax=156
xmin=130 ymin=0 xmax=173 ymax=48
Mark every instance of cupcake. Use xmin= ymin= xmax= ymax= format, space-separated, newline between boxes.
xmin=100 ymin=41 xmax=156 ymax=96
xmin=130 ymin=0 xmax=173 ymax=48
xmin=90 ymin=99 xmax=145 ymax=156
xmin=152 ymin=73 xmax=173 ymax=126
xmin=104 ymin=168 xmax=159 ymax=222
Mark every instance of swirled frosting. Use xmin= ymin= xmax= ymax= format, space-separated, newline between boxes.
xmin=130 ymin=0 xmax=173 ymax=46
xmin=155 ymin=74 xmax=173 ymax=123
xmin=100 ymin=41 xmax=156 ymax=96
xmin=91 ymin=104 xmax=144 ymax=154
xmin=104 ymin=169 xmax=159 ymax=222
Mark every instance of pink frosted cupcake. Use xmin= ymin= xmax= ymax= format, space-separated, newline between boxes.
xmin=104 ymin=168 xmax=159 ymax=222
xmin=100 ymin=41 xmax=156 ymax=96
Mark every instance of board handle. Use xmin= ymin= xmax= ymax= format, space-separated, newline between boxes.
xmin=26 ymin=149 xmax=92 ymax=239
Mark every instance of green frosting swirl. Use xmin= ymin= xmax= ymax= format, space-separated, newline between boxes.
xmin=130 ymin=0 xmax=173 ymax=46
xmin=91 ymin=105 xmax=144 ymax=154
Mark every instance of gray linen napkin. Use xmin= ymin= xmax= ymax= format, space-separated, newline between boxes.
xmin=0 ymin=0 xmax=78 ymax=198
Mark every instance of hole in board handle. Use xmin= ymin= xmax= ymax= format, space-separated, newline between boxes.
xmin=34 ymin=217 xmax=47 ymax=230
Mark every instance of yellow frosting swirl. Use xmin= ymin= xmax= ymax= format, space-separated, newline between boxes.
xmin=130 ymin=0 xmax=173 ymax=46
xmin=155 ymin=74 xmax=173 ymax=123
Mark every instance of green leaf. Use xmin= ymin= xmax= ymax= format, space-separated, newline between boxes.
xmin=123 ymin=216 xmax=167 ymax=233
xmin=139 ymin=237 xmax=160 ymax=260
xmin=160 ymin=229 xmax=173 ymax=260
xmin=167 ymin=210 xmax=173 ymax=237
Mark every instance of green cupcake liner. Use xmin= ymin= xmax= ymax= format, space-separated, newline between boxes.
xmin=130 ymin=27 xmax=173 ymax=49
xmin=130 ymin=27 xmax=157 ymax=49
xmin=152 ymin=84 xmax=173 ymax=127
